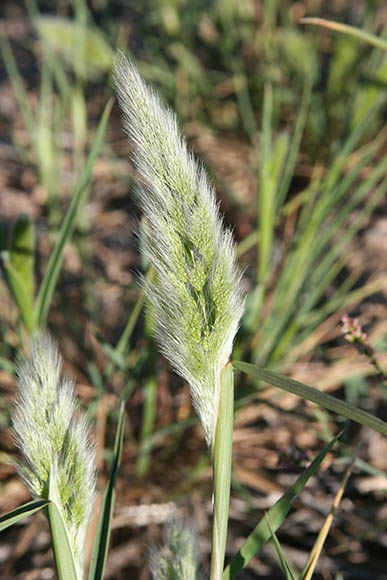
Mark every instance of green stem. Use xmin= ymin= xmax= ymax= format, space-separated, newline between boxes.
xmin=210 ymin=364 xmax=234 ymax=580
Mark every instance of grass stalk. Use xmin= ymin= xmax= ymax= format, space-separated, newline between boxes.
xmin=210 ymin=364 xmax=234 ymax=580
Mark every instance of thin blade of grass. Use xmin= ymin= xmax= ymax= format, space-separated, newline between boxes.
xmin=0 ymin=499 xmax=50 ymax=531
xmin=47 ymin=501 xmax=78 ymax=580
xmin=300 ymin=445 xmax=360 ymax=580
xmin=276 ymin=80 xmax=312 ymax=211
xmin=35 ymin=98 xmax=113 ymax=327
xmin=136 ymin=377 xmax=157 ymax=479
xmin=233 ymin=362 xmax=387 ymax=436
xmin=271 ymin=172 xmax=387 ymax=363
xmin=258 ymin=83 xmax=274 ymax=286
xmin=223 ymin=430 xmax=342 ymax=579
xmin=301 ymin=17 xmax=387 ymax=51
xmin=88 ymin=401 xmax=126 ymax=580
xmin=265 ymin=513 xmax=296 ymax=580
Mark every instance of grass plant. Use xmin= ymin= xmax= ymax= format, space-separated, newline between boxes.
xmin=11 ymin=334 xmax=96 ymax=579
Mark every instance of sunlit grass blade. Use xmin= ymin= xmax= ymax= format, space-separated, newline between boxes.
xmin=88 ymin=401 xmax=126 ymax=580
xmin=47 ymin=500 xmax=78 ymax=580
xmin=0 ymin=499 xmax=49 ymax=531
xmin=285 ymin=274 xmax=387 ymax=362
xmin=211 ymin=364 xmax=234 ymax=580
xmin=301 ymin=17 xmax=387 ymax=51
xmin=223 ymin=430 xmax=342 ymax=579
xmin=233 ymin=362 xmax=387 ymax=436
xmin=265 ymin=513 xmax=296 ymax=580
xmin=300 ymin=445 xmax=359 ymax=580
xmin=34 ymin=98 xmax=113 ymax=327
xmin=271 ymin=170 xmax=387 ymax=363
xmin=276 ymin=80 xmax=311 ymax=212
xmin=2 ymin=214 xmax=36 ymax=333
xmin=9 ymin=215 xmax=36 ymax=300
xmin=258 ymin=84 xmax=285 ymax=286
xmin=2 ymin=254 xmax=35 ymax=334
xmin=252 ymin=102 xmax=386 ymax=366
xmin=136 ymin=377 xmax=157 ymax=479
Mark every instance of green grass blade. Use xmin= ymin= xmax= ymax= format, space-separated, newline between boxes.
xmin=301 ymin=17 xmax=387 ymax=51
xmin=265 ymin=514 xmax=296 ymax=580
xmin=9 ymin=215 xmax=36 ymax=299
xmin=136 ymin=377 xmax=158 ymax=479
xmin=211 ymin=365 xmax=234 ymax=580
xmin=233 ymin=362 xmax=387 ymax=436
xmin=47 ymin=501 xmax=78 ymax=580
xmin=258 ymin=83 xmax=274 ymax=286
xmin=2 ymin=214 xmax=36 ymax=333
xmin=222 ymin=431 xmax=342 ymax=579
xmin=2 ymin=253 xmax=36 ymax=334
xmin=0 ymin=499 xmax=49 ymax=531
xmin=88 ymin=401 xmax=126 ymax=580
xmin=35 ymin=98 xmax=113 ymax=327
xmin=276 ymin=80 xmax=311 ymax=211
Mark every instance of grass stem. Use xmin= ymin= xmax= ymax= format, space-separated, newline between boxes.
xmin=210 ymin=364 xmax=234 ymax=579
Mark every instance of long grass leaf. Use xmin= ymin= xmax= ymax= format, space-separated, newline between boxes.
xmin=233 ymin=362 xmax=387 ymax=436
xmin=265 ymin=514 xmax=296 ymax=580
xmin=277 ymin=80 xmax=311 ymax=211
xmin=88 ymin=401 xmax=126 ymax=580
xmin=35 ymin=98 xmax=113 ymax=327
xmin=223 ymin=430 xmax=342 ymax=579
xmin=0 ymin=499 xmax=49 ymax=531
xmin=211 ymin=365 xmax=234 ymax=580
xmin=47 ymin=501 xmax=78 ymax=580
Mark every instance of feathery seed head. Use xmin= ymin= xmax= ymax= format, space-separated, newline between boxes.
xmin=149 ymin=520 xmax=201 ymax=580
xmin=12 ymin=334 xmax=95 ymax=575
xmin=113 ymin=52 xmax=244 ymax=448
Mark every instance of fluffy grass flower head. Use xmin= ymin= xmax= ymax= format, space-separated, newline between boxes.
xmin=114 ymin=53 xmax=244 ymax=448
xmin=12 ymin=334 xmax=95 ymax=576
xmin=149 ymin=520 xmax=201 ymax=580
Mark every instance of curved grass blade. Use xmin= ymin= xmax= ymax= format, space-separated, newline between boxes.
xmin=301 ymin=17 xmax=387 ymax=52
xmin=0 ymin=499 xmax=49 ymax=532
xmin=265 ymin=514 xmax=296 ymax=580
xmin=223 ymin=430 xmax=342 ymax=579
xmin=47 ymin=501 xmax=78 ymax=580
xmin=35 ymin=98 xmax=113 ymax=327
xmin=88 ymin=401 xmax=126 ymax=580
xmin=233 ymin=362 xmax=387 ymax=437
